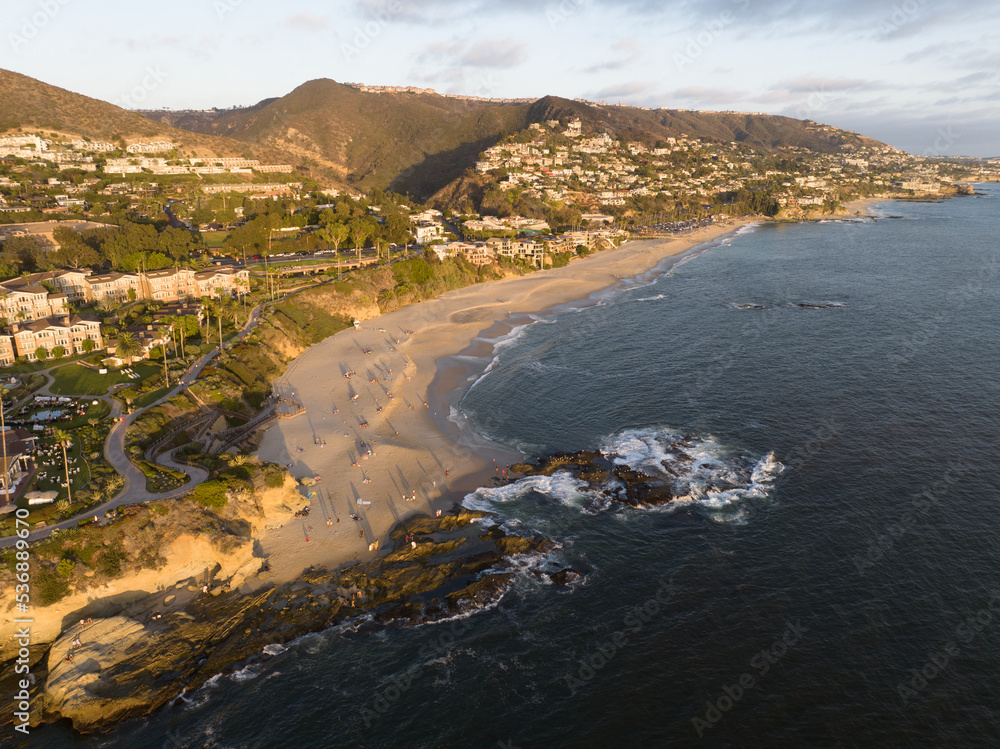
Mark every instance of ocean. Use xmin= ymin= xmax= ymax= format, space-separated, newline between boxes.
xmin=34 ymin=186 xmax=1000 ymax=748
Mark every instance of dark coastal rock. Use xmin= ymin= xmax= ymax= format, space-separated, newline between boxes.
xmin=3 ymin=509 xmax=551 ymax=734
xmin=549 ymin=568 xmax=587 ymax=586
xmin=511 ymin=449 xmax=680 ymax=508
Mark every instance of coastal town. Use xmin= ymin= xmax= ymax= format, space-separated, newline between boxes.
xmin=1 ymin=90 xmax=998 ymax=738
xmin=0 ymin=112 xmax=995 ymax=521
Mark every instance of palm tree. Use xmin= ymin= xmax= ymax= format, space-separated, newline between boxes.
xmin=226 ymin=295 xmax=241 ymax=329
xmin=53 ymin=429 xmax=73 ymax=505
xmin=114 ymin=331 xmax=142 ymax=365
xmin=214 ymin=288 xmax=226 ymax=357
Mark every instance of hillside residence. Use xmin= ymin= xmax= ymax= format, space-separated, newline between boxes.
xmin=201 ymin=183 xmax=300 ymax=195
xmin=464 ymin=216 xmax=550 ymax=234
xmin=413 ymin=222 xmax=445 ymax=245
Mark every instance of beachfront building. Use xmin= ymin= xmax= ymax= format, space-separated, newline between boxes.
xmin=486 ymin=237 xmax=544 ymax=265
xmin=2 ymin=267 xmax=251 ymax=308
xmin=5 ymin=315 xmax=103 ymax=362
xmin=428 ymin=242 xmax=496 ymax=266
xmin=192 ymin=267 xmax=250 ymax=298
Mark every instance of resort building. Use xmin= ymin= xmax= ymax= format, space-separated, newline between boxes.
xmin=3 ymin=316 xmax=103 ymax=363
xmin=0 ymin=280 xmax=69 ymax=324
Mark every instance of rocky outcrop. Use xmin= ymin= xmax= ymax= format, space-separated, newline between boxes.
xmin=512 ymin=450 xmax=676 ymax=507
xmin=2 ymin=509 xmax=553 ymax=734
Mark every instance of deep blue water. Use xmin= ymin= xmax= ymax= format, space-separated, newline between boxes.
xmin=32 ymin=187 xmax=1000 ymax=748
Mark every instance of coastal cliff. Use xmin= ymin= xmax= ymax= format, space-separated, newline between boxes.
xmin=1 ymin=508 xmax=556 ymax=734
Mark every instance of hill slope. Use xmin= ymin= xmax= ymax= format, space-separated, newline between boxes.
xmin=524 ymin=95 xmax=884 ymax=153
xmin=145 ymin=79 xmax=534 ymax=197
xmin=0 ymin=68 xmax=298 ymax=164
xmin=146 ymin=83 xmax=888 ymax=199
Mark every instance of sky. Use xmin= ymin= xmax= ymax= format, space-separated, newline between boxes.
xmin=1 ymin=0 xmax=998 ymax=156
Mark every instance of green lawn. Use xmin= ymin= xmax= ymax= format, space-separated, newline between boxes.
xmin=133 ymin=386 xmax=173 ymax=410
xmin=1 ymin=350 xmax=97 ymax=375
xmin=49 ymin=363 xmax=161 ymax=396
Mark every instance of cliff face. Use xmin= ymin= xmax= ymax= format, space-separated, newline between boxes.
xmin=0 ymin=475 xmax=306 ymax=663
xmin=4 ymin=509 xmax=565 ymax=734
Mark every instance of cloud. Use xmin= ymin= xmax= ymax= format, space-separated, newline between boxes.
xmin=285 ymin=12 xmax=330 ymax=30
xmin=583 ymin=38 xmax=643 ymax=74
xmin=416 ymin=38 xmax=528 ymax=69
xmin=774 ymin=77 xmax=880 ymax=95
xmin=588 ymin=81 xmax=656 ymax=102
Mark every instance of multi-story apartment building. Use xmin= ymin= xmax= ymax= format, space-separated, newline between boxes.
xmin=0 ymin=280 xmax=69 ymax=324
xmin=85 ymin=272 xmax=144 ymax=304
xmin=0 ymin=335 xmax=15 ymax=366
xmin=141 ymin=268 xmax=201 ymax=301
xmin=2 ymin=315 xmax=103 ymax=363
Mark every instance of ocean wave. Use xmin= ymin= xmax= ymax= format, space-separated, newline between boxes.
xmin=464 ymin=427 xmax=784 ymax=526
xmin=599 ymin=427 xmax=784 ymax=513
xmin=463 ymin=472 xmax=597 ymax=513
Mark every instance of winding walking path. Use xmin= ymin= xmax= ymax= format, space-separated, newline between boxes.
xmin=0 ymin=304 xmax=264 ymax=547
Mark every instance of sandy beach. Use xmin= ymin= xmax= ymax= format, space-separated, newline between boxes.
xmin=253 ymin=211 xmax=860 ymax=585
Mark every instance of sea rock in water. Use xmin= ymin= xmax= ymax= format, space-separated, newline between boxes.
xmin=549 ymin=568 xmax=587 ymax=586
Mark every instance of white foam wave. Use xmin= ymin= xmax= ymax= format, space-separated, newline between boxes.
xmin=463 ymin=472 xmax=595 ymax=513
xmin=263 ymin=643 xmax=287 ymax=657
xmin=231 ymin=663 xmax=261 ymax=682
xmin=600 ymin=427 xmax=784 ymax=517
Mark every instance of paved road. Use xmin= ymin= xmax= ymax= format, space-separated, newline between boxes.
xmin=0 ymin=304 xmax=265 ymax=548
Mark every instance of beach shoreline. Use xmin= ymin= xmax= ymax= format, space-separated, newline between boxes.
xmin=252 ymin=202 xmax=888 ymax=586
xmin=252 ymin=216 xmax=765 ymax=586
